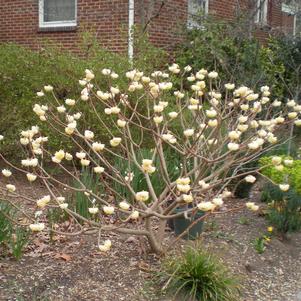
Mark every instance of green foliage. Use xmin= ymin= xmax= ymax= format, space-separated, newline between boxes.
xmin=113 ymin=148 xmax=181 ymax=202
xmin=0 ymin=201 xmax=29 ymax=260
xmin=157 ymin=245 xmax=240 ymax=301
xmin=0 ymin=32 xmax=167 ymax=159
xmin=253 ymin=237 xmax=266 ymax=254
xmin=72 ymin=167 xmax=104 ymax=220
xmin=259 ymin=156 xmax=301 ymax=194
xmin=260 ymin=183 xmax=301 ymax=233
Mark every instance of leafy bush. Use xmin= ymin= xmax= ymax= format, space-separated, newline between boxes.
xmin=260 ymin=183 xmax=301 ymax=233
xmin=0 ymin=32 xmax=167 ymax=158
xmin=0 ymin=201 xmax=29 ymax=260
xmin=157 ymin=245 xmax=240 ymax=301
xmin=259 ymin=156 xmax=301 ymax=194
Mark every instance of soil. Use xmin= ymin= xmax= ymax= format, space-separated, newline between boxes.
xmin=0 ymin=177 xmax=301 ymax=301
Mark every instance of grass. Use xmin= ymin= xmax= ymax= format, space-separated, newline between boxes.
xmin=156 ymin=245 xmax=240 ymax=301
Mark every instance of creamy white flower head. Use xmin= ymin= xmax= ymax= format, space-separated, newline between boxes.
xmin=153 ymin=116 xmax=163 ymax=124
xmin=119 ymin=201 xmax=130 ymax=210
xmin=206 ymin=108 xmax=217 ymax=118
xmin=111 ymin=106 xmax=121 ymax=114
xmin=247 ymin=141 xmax=260 ymax=150
xmin=44 ymin=85 xmax=53 ymax=92
xmin=65 ymin=152 xmax=73 ymax=161
xmin=257 ymin=129 xmax=267 ymax=138
xmin=174 ymin=91 xmax=185 ymax=99
xmin=135 ymin=191 xmax=149 ymax=202
xmin=97 ymin=91 xmax=111 ymax=101
xmin=195 ymin=71 xmax=205 ymax=80
xmin=84 ymin=130 xmax=94 ymax=140
xmin=191 ymin=84 xmax=201 ymax=91
xmin=246 ymin=202 xmax=259 ymax=211
xmin=76 ymin=152 xmax=86 ymax=159
xmin=93 ymin=166 xmax=104 ymax=174
xmin=267 ymin=134 xmax=277 ymax=144
xmin=98 ymin=240 xmax=112 ymax=252
xmin=245 ymin=175 xmax=256 ymax=183
xmin=54 ymin=150 xmax=65 ymax=162
xmin=101 ymin=68 xmax=111 ymax=76
xmin=80 ymin=159 xmax=90 ymax=166
xmin=111 ymin=72 xmax=119 ymax=79
xmin=274 ymin=117 xmax=285 ymax=124
xmin=227 ymin=142 xmax=239 ymax=151
xmin=272 ymin=100 xmax=282 ymax=107
xmin=184 ymin=129 xmax=194 ymax=137
xmin=287 ymin=99 xmax=296 ymax=107
xmin=197 ymin=201 xmax=216 ymax=211
xmin=246 ymin=93 xmax=259 ymax=101
xmin=154 ymin=104 xmax=164 ymax=113
xmin=88 ymin=207 xmax=99 ymax=215
xmin=84 ymin=69 xmax=95 ymax=80
xmin=187 ymin=75 xmax=196 ymax=82
xmin=142 ymin=159 xmax=156 ymax=174
xmin=92 ymin=142 xmax=105 ymax=152
xmin=65 ymin=98 xmax=76 ymax=106
xmin=57 ymin=105 xmax=66 ymax=113
xmin=176 ymin=177 xmax=190 ymax=185
xmin=130 ymin=210 xmax=140 ymax=220
xmin=29 ymin=223 xmax=45 ymax=232
xmin=110 ymin=137 xmax=122 ymax=147
xmin=168 ymin=63 xmax=180 ymax=74
xmin=275 ymin=163 xmax=284 ymax=170
xmin=33 ymin=104 xmax=47 ymax=116
xmin=222 ymin=189 xmax=232 ymax=198
xmin=228 ymin=130 xmax=241 ymax=140
xmin=0 ymin=135 xmax=4 ymax=141
xmin=288 ymin=112 xmax=298 ymax=119
xmin=81 ymin=93 xmax=89 ymax=101
xmin=79 ymin=79 xmax=87 ymax=86
xmin=208 ymin=119 xmax=218 ymax=127
xmin=159 ymin=82 xmax=173 ymax=91
xmin=294 ymin=120 xmax=301 ymax=126
xmin=26 ymin=173 xmax=37 ymax=182
xmin=208 ymin=71 xmax=218 ymax=79
xmin=176 ymin=184 xmax=191 ymax=193
xmin=59 ymin=203 xmax=68 ymax=209
xmin=104 ymin=108 xmax=112 ymax=115
xmin=225 ymin=83 xmax=235 ymax=90
xmin=234 ymin=86 xmax=249 ymax=97
xmin=103 ymin=206 xmax=115 ymax=215
xmin=238 ymin=115 xmax=248 ymax=123
xmin=279 ymin=184 xmax=290 ymax=192
xmin=37 ymin=195 xmax=50 ymax=208
xmin=212 ymin=197 xmax=223 ymax=206
xmin=294 ymin=105 xmax=301 ymax=112
xmin=271 ymin=156 xmax=282 ymax=167
xmin=21 ymin=158 xmax=38 ymax=167
xmin=2 ymin=169 xmax=12 ymax=177
xmin=6 ymin=184 xmax=16 ymax=192
xmin=182 ymin=194 xmax=193 ymax=203
xmin=142 ymin=76 xmax=151 ymax=83
xmin=283 ymin=159 xmax=293 ymax=166
xmin=110 ymin=87 xmax=120 ymax=95
xmin=116 ymin=119 xmax=126 ymax=128
xmin=125 ymin=172 xmax=134 ymax=182
xmin=36 ymin=91 xmax=44 ymax=97
xmin=168 ymin=111 xmax=178 ymax=119
xmin=199 ymin=180 xmax=210 ymax=189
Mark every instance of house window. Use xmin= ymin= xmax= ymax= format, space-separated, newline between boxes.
xmin=188 ymin=0 xmax=209 ymax=28
xmin=39 ymin=0 xmax=77 ymax=28
xmin=255 ymin=0 xmax=268 ymax=24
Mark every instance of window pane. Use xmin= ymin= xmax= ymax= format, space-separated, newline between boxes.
xmin=44 ymin=0 xmax=75 ymax=22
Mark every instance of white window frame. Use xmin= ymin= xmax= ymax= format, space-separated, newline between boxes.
xmin=282 ymin=3 xmax=298 ymax=36
xmin=187 ymin=0 xmax=209 ymax=29
xmin=255 ymin=0 xmax=268 ymax=25
xmin=39 ymin=0 xmax=77 ymax=28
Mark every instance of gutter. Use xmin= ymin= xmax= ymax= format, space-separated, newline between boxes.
xmin=128 ymin=0 xmax=134 ymax=61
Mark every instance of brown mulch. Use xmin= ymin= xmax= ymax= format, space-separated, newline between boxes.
xmin=0 ymin=178 xmax=301 ymax=301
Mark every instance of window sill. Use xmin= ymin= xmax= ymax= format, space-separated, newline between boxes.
xmin=38 ymin=26 xmax=77 ymax=33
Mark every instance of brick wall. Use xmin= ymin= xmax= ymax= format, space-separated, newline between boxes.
xmin=0 ymin=0 xmax=295 ymax=55
xmin=0 ymin=0 xmax=129 ymax=54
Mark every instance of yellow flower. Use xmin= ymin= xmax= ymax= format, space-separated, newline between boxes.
xmin=267 ymin=226 xmax=273 ymax=233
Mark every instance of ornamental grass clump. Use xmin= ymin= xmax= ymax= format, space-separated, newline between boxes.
xmin=157 ymin=245 xmax=240 ymax=301
xmin=0 ymin=64 xmax=299 ymax=254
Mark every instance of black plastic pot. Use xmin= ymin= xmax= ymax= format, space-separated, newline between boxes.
xmin=172 ymin=208 xmax=205 ymax=240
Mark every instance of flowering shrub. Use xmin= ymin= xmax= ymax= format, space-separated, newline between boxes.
xmin=0 ymin=64 xmax=299 ymax=254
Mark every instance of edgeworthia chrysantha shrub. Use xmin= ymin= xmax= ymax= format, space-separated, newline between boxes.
xmin=0 ymin=64 xmax=299 ymax=254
